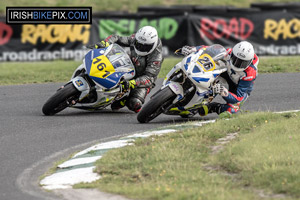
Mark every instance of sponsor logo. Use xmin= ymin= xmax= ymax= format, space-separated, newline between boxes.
xmin=6 ymin=7 xmax=92 ymax=24
xmin=172 ymin=83 xmax=180 ymax=91
xmin=21 ymin=24 xmax=90 ymax=45
xmin=75 ymin=80 xmax=84 ymax=87
xmin=200 ymin=17 xmax=254 ymax=40
xmin=243 ymin=76 xmax=253 ymax=80
xmin=99 ymin=18 xmax=178 ymax=40
xmin=237 ymin=53 xmax=246 ymax=58
xmin=138 ymin=36 xmax=147 ymax=42
xmin=0 ymin=48 xmax=89 ymax=62
xmin=264 ymin=18 xmax=300 ymax=40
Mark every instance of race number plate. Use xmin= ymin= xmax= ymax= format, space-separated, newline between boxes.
xmin=196 ymin=53 xmax=216 ymax=72
xmin=89 ymin=55 xmax=115 ymax=79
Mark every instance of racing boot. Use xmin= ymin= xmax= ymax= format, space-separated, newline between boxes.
xmin=126 ymin=97 xmax=143 ymax=113
xmin=179 ymin=110 xmax=196 ymax=118
xmin=198 ymin=102 xmax=221 ymax=116
xmin=111 ymin=99 xmax=127 ymax=111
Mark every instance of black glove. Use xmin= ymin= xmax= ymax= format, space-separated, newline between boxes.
xmin=86 ymin=41 xmax=110 ymax=49
xmin=121 ymin=80 xmax=136 ymax=90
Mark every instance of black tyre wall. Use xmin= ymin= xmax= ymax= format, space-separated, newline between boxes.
xmin=137 ymin=86 xmax=176 ymax=123
xmin=42 ymin=83 xmax=79 ymax=116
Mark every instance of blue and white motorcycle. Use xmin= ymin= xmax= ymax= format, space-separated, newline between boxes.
xmin=42 ymin=44 xmax=135 ymax=115
xmin=137 ymin=44 xmax=229 ymax=123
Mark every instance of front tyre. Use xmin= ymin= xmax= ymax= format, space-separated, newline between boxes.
xmin=42 ymin=83 xmax=79 ymax=116
xmin=137 ymin=86 xmax=176 ymax=123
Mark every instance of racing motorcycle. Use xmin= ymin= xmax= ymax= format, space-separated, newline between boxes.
xmin=42 ymin=44 xmax=135 ymax=115
xmin=137 ymin=44 xmax=229 ymax=123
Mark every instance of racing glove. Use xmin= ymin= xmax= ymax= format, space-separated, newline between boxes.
xmin=181 ymin=45 xmax=197 ymax=56
xmin=121 ymin=80 xmax=136 ymax=90
xmin=212 ymin=84 xmax=229 ymax=97
xmin=86 ymin=41 xmax=110 ymax=49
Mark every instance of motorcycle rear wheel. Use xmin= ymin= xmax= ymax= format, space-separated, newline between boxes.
xmin=42 ymin=83 xmax=79 ymax=116
xmin=137 ymin=87 xmax=176 ymax=123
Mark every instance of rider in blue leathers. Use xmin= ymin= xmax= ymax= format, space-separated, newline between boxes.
xmin=181 ymin=41 xmax=259 ymax=116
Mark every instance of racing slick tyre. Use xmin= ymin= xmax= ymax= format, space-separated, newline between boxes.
xmin=42 ymin=83 xmax=79 ymax=116
xmin=137 ymin=86 xmax=176 ymax=123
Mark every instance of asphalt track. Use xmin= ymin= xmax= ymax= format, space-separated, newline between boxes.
xmin=0 ymin=73 xmax=300 ymax=200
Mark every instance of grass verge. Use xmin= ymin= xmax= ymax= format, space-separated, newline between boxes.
xmin=1 ymin=56 xmax=300 ymax=85
xmin=0 ymin=60 xmax=79 ymax=85
xmin=74 ymin=112 xmax=300 ymax=200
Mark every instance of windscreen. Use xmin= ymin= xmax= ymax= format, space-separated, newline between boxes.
xmin=201 ymin=44 xmax=229 ymax=70
xmin=106 ymin=44 xmax=134 ymax=70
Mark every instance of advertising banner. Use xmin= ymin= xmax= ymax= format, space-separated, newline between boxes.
xmin=0 ymin=14 xmax=187 ymax=61
xmin=188 ymin=11 xmax=300 ymax=55
xmin=0 ymin=9 xmax=300 ymax=62
xmin=0 ymin=19 xmax=91 ymax=61
xmin=96 ymin=13 xmax=188 ymax=56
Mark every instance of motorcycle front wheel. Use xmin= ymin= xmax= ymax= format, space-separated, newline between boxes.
xmin=137 ymin=86 xmax=176 ymax=123
xmin=42 ymin=83 xmax=79 ymax=116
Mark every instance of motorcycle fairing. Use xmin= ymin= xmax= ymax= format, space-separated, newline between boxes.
xmin=196 ymin=53 xmax=216 ymax=72
xmin=184 ymin=56 xmax=191 ymax=71
xmin=85 ymin=50 xmax=119 ymax=89
xmin=192 ymin=77 xmax=210 ymax=82
xmin=165 ymin=50 xmax=225 ymax=112
xmin=183 ymin=53 xmax=227 ymax=93
xmin=71 ymin=76 xmax=90 ymax=101
xmin=85 ymin=48 xmax=134 ymax=89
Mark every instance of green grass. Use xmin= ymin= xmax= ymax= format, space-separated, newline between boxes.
xmin=74 ymin=112 xmax=300 ymax=200
xmin=0 ymin=0 xmax=296 ymax=15
xmin=0 ymin=56 xmax=299 ymax=85
xmin=213 ymin=113 xmax=300 ymax=197
xmin=258 ymin=56 xmax=300 ymax=73
xmin=0 ymin=60 xmax=79 ymax=85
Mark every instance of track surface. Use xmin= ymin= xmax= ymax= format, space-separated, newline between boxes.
xmin=0 ymin=73 xmax=300 ymax=200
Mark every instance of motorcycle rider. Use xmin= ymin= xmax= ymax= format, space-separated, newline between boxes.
xmin=181 ymin=41 xmax=259 ymax=116
xmin=89 ymin=26 xmax=163 ymax=113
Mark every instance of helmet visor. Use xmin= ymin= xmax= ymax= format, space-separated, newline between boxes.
xmin=230 ymin=54 xmax=252 ymax=69
xmin=134 ymin=40 xmax=154 ymax=53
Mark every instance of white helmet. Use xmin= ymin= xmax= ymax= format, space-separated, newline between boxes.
xmin=134 ymin=26 xmax=158 ymax=56
xmin=230 ymin=41 xmax=254 ymax=72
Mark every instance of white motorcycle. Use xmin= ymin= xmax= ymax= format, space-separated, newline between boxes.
xmin=137 ymin=44 xmax=229 ymax=123
xmin=42 ymin=44 xmax=135 ymax=115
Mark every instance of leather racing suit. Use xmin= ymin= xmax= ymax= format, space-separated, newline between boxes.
xmin=218 ymin=47 xmax=259 ymax=114
xmin=193 ymin=45 xmax=259 ymax=114
xmin=104 ymin=34 xmax=163 ymax=113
